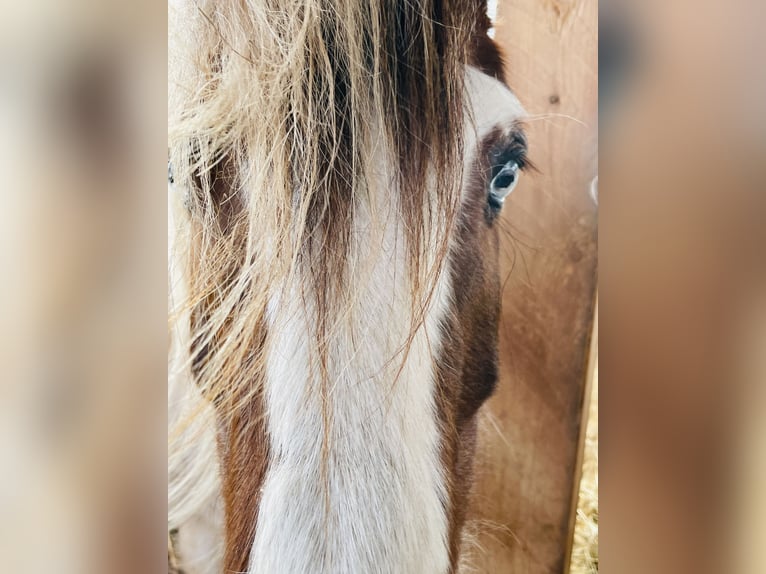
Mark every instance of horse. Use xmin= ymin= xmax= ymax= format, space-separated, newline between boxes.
xmin=168 ymin=1 xmax=529 ymax=572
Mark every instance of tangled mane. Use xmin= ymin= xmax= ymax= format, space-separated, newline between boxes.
xmin=169 ymin=0 xmax=491 ymax=502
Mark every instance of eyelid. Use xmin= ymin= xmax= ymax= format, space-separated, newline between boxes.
xmin=489 ymin=135 xmax=529 ymax=173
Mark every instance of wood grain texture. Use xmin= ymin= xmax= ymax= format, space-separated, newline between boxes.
xmin=464 ymin=1 xmax=598 ymax=572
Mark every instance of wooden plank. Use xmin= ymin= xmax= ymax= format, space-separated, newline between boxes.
xmin=464 ymin=1 xmax=598 ymax=572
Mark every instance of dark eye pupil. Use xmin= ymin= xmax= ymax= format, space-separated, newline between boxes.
xmin=487 ymin=159 xmax=521 ymax=214
xmin=493 ymin=172 xmax=515 ymax=189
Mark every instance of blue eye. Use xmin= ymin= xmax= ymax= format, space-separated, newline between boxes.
xmin=488 ymin=160 xmax=519 ymax=209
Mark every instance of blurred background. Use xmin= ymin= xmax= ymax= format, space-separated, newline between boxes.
xmin=0 ymin=0 xmax=165 ymax=572
xmin=600 ymin=1 xmax=766 ymax=573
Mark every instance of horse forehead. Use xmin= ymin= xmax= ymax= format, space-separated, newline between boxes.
xmin=465 ymin=66 xmax=526 ymax=138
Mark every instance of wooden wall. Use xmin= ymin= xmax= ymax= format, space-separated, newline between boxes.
xmin=465 ymin=1 xmax=598 ymax=572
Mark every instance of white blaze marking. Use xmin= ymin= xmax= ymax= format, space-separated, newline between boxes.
xmin=252 ymin=152 xmax=453 ymax=572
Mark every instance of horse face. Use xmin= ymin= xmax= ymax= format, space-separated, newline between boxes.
xmin=170 ymin=4 xmax=528 ymax=573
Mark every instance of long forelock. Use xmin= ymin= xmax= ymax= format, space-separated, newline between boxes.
xmin=169 ymin=0 xmax=486 ymax=432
